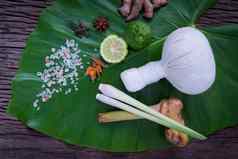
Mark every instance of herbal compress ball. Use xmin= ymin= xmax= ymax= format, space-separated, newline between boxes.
xmin=121 ymin=27 xmax=216 ymax=95
xmin=124 ymin=21 xmax=152 ymax=50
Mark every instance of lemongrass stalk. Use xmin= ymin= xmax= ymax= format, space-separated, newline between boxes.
xmin=98 ymin=84 xmax=207 ymax=140
xmin=98 ymin=111 xmax=141 ymax=123
xmin=99 ymin=105 xmax=160 ymax=123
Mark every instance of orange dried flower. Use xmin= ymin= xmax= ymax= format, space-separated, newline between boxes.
xmin=85 ymin=58 xmax=105 ymax=81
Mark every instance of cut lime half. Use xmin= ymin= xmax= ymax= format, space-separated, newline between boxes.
xmin=100 ymin=35 xmax=128 ymax=63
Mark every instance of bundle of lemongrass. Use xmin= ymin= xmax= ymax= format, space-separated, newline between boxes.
xmin=98 ymin=97 xmax=190 ymax=146
xmin=96 ymin=83 xmax=207 ymax=143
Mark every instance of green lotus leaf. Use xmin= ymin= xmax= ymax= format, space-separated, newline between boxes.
xmin=8 ymin=0 xmax=238 ymax=152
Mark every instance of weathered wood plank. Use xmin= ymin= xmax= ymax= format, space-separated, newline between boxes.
xmin=0 ymin=0 xmax=238 ymax=158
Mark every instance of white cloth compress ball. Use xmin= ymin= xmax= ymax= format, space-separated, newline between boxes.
xmin=120 ymin=27 xmax=216 ymax=95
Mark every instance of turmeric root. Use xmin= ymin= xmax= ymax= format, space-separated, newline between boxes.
xmin=153 ymin=0 xmax=168 ymax=8
xmin=119 ymin=0 xmax=133 ymax=17
xmin=126 ymin=0 xmax=144 ymax=21
xmin=143 ymin=0 xmax=154 ymax=18
xmin=119 ymin=0 xmax=168 ymax=21
xmin=98 ymin=97 xmax=189 ymax=147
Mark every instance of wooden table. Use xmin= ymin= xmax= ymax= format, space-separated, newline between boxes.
xmin=0 ymin=0 xmax=238 ymax=158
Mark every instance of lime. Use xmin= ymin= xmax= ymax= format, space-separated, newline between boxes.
xmin=100 ymin=35 xmax=128 ymax=63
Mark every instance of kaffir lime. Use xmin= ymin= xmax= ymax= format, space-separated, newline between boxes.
xmin=124 ymin=21 xmax=152 ymax=50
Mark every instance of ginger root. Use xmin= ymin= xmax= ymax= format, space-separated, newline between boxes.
xmin=155 ymin=98 xmax=189 ymax=147
xmin=119 ymin=0 xmax=168 ymax=21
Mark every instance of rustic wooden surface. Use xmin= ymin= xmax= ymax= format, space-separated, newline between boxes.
xmin=0 ymin=0 xmax=238 ymax=158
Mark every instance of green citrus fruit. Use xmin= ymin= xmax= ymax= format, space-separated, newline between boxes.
xmin=100 ymin=35 xmax=128 ymax=63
